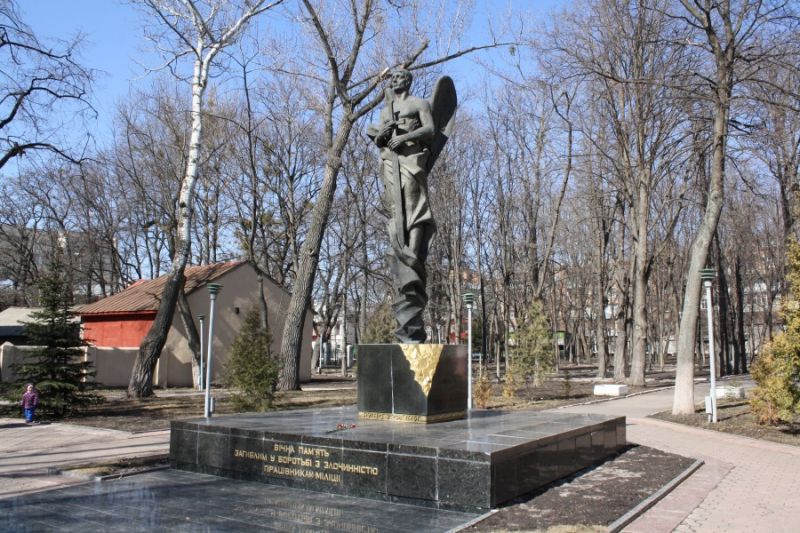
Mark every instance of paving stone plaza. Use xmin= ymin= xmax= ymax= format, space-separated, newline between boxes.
xmin=3 ymin=380 xmax=800 ymax=532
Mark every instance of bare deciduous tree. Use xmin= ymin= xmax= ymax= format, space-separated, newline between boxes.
xmin=673 ymin=0 xmax=797 ymax=414
xmin=0 ymin=0 xmax=94 ymax=170
xmin=128 ymin=0 xmax=282 ymax=398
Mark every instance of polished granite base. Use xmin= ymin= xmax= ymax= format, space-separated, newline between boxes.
xmin=171 ymin=406 xmax=626 ymax=512
xmin=357 ymin=344 xmax=468 ymax=423
xmin=0 ymin=469 xmax=476 ymax=532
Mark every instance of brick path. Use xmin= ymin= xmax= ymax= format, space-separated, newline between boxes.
xmin=558 ymin=381 xmax=800 ymax=533
xmin=624 ymin=417 xmax=800 ymax=533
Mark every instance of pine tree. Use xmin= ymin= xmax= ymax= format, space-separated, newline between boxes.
xmin=223 ymin=306 xmax=280 ymax=411
xmin=14 ymin=261 xmax=98 ymax=418
xmin=750 ymin=241 xmax=800 ymax=425
xmin=362 ymin=300 xmax=396 ymax=344
xmin=506 ymin=299 xmax=554 ymax=396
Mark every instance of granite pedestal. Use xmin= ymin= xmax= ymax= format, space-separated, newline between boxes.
xmin=170 ymin=406 xmax=626 ymax=512
xmin=357 ymin=344 xmax=467 ymax=423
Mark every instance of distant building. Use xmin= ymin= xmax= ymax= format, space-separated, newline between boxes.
xmin=0 ymin=307 xmax=41 ymax=345
xmin=76 ymin=261 xmax=313 ymax=387
xmin=0 ymin=306 xmax=82 ymax=383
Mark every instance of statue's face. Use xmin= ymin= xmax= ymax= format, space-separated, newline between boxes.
xmin=390 ymin=71 xmax=412 ymax=91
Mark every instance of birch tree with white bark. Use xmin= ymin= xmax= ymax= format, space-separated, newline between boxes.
xmin=128 ymin=0 xmax=283 ymax=398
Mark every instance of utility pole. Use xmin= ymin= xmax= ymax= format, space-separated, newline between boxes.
xmin=197 ymin=314 xmax=205 ymax=390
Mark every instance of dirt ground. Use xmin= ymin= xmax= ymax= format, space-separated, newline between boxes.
xmin=67 ymin=387 xmax=358 ymax=432
xmin=59 ymin=455 xmax=171 ymax=479
xmin=467 ymin=445 xmax=696 ymax=532
xmin=0 ymin=366 xmax=677 ymax=432
xmin=651 ymin=399 xmax=800 ymax=447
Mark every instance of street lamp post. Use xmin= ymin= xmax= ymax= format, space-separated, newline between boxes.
xmin=197 ymin=314 xmax=206 ymax=391
xmin=700 ymin=268 xmax=717 ymax=423
xmin=204 ymin=283 xmax=222 ymax=419
xmin=462 ymin=291 xmax=475 ymax=410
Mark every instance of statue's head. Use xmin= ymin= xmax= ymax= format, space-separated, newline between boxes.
xmin=390 ymin=69 xmax=413 ymax=91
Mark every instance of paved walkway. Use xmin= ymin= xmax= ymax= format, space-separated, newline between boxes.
xmin=557 ymin=380 xmax=800 ymax=533
xmin=3 ymin=378 xmax=797 ymax=532
xmin=0 ymin=418 xmax=169 ymax=498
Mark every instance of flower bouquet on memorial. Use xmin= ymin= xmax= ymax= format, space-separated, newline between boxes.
xmin=326 ymin=423 xmax=357 ymax=434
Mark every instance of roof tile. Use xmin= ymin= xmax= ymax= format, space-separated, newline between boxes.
xmin=76 ymin=261 xmax=243 ymax=315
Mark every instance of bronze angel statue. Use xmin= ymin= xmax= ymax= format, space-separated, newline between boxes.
xmin=367 ymin=69 xmax=457 ymax=343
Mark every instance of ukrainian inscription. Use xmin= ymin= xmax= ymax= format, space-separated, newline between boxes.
xmin=232 ymin=500 xmax=380 ymax=533
xmin=358 ymin=410 xmax=466 ymax=423
xmin=233 ymin=442 xmax=379 ymax=484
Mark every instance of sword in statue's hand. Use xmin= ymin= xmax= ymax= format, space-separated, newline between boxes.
xmin=388 ymin=97 xmax=406 ymax=250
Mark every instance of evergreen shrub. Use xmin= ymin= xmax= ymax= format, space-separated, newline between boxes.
xmin=750 ymin=241 xmax=800 ymax=425
xmin=14 ymin=263 xmax=99 ymax=418
xmin=507 ymin=299 xmax=554 ymax=393
xmin=224 ymin=307 xmax=280 ymax=411
xmin=362 ymin=300 xmax=395 ymax=344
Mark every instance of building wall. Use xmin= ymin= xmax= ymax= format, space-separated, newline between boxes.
xmin=86 ymin=346 xmax=139 ymax=387
xmin=164 ymin=264 xmax=313 ymax=385
xmin=0 ymin=342 xmax=26 ymax=383
xmin=0 ymin=343 xmax=140 ymax=388
xmin=76 ymin=264 xmax=313 ymax=387
xmin=82 ymin=313 xmax=155 ymax=347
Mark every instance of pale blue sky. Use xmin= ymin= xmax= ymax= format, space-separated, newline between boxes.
xmin=23 ymin=0 xmax=150 ymax=140
xmin=22 ymin=0 xmax=564 ymax=143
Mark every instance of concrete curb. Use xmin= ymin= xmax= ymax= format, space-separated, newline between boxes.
xmin=607 ymin=459 xmax=704 ymax=533
xmin=557 ymin=385 xmax=676 ymax=409
xmin=95 ymin=465 xmax=171 ymax=481
xmin=448 ymin=509 xmax=497 ymax=532
xmin=47 ymin=454 xmax=171 ymax=481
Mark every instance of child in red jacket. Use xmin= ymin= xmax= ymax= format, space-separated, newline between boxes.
xmin=21 ymin=383 xmax=39 ymax=424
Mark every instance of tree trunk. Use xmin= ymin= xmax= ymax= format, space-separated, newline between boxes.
xmin=257 ymin=273 xmax=269 ymax=331
xmin=277 ymin=125 xmax=351 ymax=390
xmin=673 ymin=100 xmax=728 ymax=414
xmin=715 ymin=237 xmax=732 ymax=375
xmin=129 ymin=269 xmax=186 ymax=396
xmin=128 ymin=55 xmax=206 ymax=398
xmin=595 ymin=277 xmax=608 ymax=378
xmin=733 ymin=255 xmax=747 ymax=374
xmin=629 ymin=177 xmax=650 ymax=386
xmin=613 ymin=231 xmax=631 ymax=382
xmin=341 ymin=289 xmax=348 ymax=377
xmin=177 ymin=288 xmax=201 ymax=387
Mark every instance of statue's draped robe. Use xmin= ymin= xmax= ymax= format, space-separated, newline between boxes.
xmin=379 ymin=139 xmax=436 ymax=343
xmin=369 ymin=77 xmax=455 ymax=344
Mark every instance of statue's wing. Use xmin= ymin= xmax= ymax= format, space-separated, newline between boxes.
xmin=426 ymin=76 xmax=457 ymax=173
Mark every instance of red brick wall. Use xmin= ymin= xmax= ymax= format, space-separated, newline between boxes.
xmin=81 ymin=313 xmax=156 ymax=347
